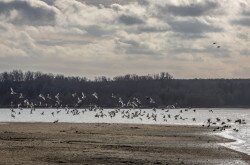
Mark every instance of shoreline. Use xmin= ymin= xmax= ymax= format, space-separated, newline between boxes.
xmin=0 ymin=123 xmax=249 ymax=164
xmin=216 ymin=129 xmax=249 ymax=156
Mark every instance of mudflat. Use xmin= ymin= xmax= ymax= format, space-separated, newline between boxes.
xmin=0 ymin=123 xmax=249 ymax=165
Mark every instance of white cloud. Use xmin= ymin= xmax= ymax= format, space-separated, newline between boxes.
xmin=0 ymin=0 xmax=249 ymax=78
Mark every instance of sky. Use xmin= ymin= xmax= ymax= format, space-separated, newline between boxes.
xmin=0 ymin=0 xmax=249 ymax=79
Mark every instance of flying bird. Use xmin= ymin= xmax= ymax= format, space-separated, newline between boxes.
xmin=77 ymin=97 xmax=82 ymax=104
xmin=47 ymin=94 xmax=52 ymax=100
xmin=111 ymin=93 xmax=116 ymax=99
xmin=10 ymin=88 xmax=17 ymax=95
xmin=149 ymin=97 xmax=155 ymax=104
xmin=72 ymin=93 xmax=77 ymax=98
xmin=39 ymin=94 xmax=46 ymax=101
xmin=92 ymin=92 xmax=98 ymax=99
xmin=19 ymin=93 xmax=24 ymax=99
xmin=81 ymin=92 xmax=86 ymax=99
xmin=118 ymin=97 xmax=125 ymax=107
xmin=55 ymin=93 xmax=60 ymax=100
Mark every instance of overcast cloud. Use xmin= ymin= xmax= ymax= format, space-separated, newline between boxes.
xmin=0 ymin=0 xmax=249 ymax=78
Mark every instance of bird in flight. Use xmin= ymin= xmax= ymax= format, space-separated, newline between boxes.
xmin=10 ymin=88 xmax=17 ymax=95
xmin=72 ymin=93 xmax=77 ymax=98
xmin=39 ymin=94 xmax=46 ymax=101
xmin=19 ymin=93 xmax=24 ymax=99
xmin=81 ymin=92 xmax=86 ymax=100
xmin=92 ymin=92 xmax=98 ymax=99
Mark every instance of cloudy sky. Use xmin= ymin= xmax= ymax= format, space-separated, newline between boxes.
xmin=0 ymin=0 xmax=249 ymax=78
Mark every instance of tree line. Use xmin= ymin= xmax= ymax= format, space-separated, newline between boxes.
xmin=0 ymin=70 xmax=250 ymax=108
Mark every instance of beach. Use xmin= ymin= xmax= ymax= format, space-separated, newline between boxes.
xmin=0 ymin=123 xmax=249 ymax=165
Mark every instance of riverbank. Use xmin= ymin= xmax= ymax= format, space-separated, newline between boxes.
xmin=0 ymin=123 xmax=249 ymax=164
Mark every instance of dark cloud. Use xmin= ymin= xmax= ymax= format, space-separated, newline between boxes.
xmin=240 ymin=49 xmax=250 ymax=56
xmin=168 ymin=19 xmax=223 ymax=35
xmin=243 ymin=10 xmax=250 ymax=16
xmin=171 ymin=32 xmax=206 ymax=39
xmin=137 ymin=0 xmax=149 ymax=6
xmin=231 ymin=18 xmax=250 ymax=27
xmin=0 ymin=0 xmax=57 ymax=26
xmin=237 ymin=33 xmax=249 ymax=41
xmin=231 ymin=4 xmax=250 ymax=27
xmin=137 ymin=25 xmax=168 ymax=33
xmin=0 ymin=24 xmax=8 ymax=33
xmin=41 ymin=0 xmax=55 ymax=6
xmin=159 ymin=1 xmax=219 ymax=17
xmin=118 ymin=14 xmax=145 ymax=25
xmin=84 ymin=25 xmax=114 ymax=37
xmin=76 ymin=0 xmax=134 ymax=7
xmin=115 ymin=38 xmax=160 ymax=56
xmin=36 ymin=39 xmax=91 ymax=46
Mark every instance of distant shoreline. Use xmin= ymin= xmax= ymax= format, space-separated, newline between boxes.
xmin=1 ymin=70 xmax=250 ymax=108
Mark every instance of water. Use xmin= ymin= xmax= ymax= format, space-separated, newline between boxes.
xmin=0 ymin=108 xmax=249 ymax=155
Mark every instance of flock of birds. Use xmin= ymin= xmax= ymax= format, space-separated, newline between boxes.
xmin=8 ymin=88 xmax=246 ymax=132
xmin=213 ymin=42 xmax=221 ymax=48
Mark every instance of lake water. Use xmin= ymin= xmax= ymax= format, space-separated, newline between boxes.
xmin=0 ymin=108 xmax=249 ymax=155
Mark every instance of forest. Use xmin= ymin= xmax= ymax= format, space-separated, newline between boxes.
xmin=0 ymin=70 xmax=250 ymax=108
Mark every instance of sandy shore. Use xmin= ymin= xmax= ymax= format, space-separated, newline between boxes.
xmin=0 ymin=123 xmax=249 ymax=165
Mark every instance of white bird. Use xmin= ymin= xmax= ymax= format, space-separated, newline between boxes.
xmin=30 ymin=102 xmax=35 ymax=109
xmin=55 ymin=100 xmax=60 ymax=106
xmin=77 ymin=97 xmax=82 ymax=104
xmin=24 ymin=99 xmax=30 ymax=106
xmin=72 ymin=93 xmax=77 ymax=98
xmin=118 ymin=97 xmax=125 ymax=107
xmin=10 ymin=88 xmax=17 ymax=95
xmin=134 ymin=98 xmax=141 ymax=104
xmin=17 ymin=103 xmax=22 ymax=109
xmin=131 ymin=101 xmax=138 ymax=108
xmin=55 ymin=93 xmax=60 ymax=100
xmin=19 ymin=93 xmax=24 ymax=99
xmin=39 ymin=94 xmax=46 ymax=101
xmin=111 ymin=93 xmax=116 ymax=99
xmin=47 ymin=94 xmax=52 ymax=100
xmin=126 ymin=100 xmax=132 ymax=107
xmin=92 ymin=92 xmax=98 ymax=99
xmin=149 ymin=97 xmax=155 ymax=104
xmin=81 ymin=92 xmax=86 ymax=100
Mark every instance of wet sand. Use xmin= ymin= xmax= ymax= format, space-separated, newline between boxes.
xmin=0 ymin=123 xmax=249 ymax=165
